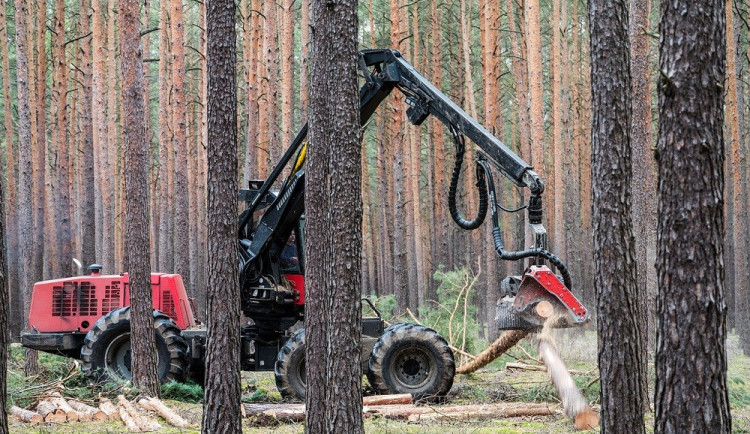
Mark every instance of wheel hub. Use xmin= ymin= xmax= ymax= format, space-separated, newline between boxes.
xmin=392 ymin=346 xmax=432 ymax=389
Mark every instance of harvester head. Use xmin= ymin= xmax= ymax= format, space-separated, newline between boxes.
xmin=496 ymin=265 xmax=588 ymax=332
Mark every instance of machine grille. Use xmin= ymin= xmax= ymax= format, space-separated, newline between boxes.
xmin=52 ymin=282 xmax=77 ymax=317
xmin=162 ymin=289 xmax=177 ymax=321
xmin=102 ymin=281 xmax=122 ymax=313
xmin=78 ymin=282 xmax=98 ymax=316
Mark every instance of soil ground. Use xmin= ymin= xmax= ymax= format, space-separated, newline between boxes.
xmin=6 ymin=329 xmax=750 ymax=433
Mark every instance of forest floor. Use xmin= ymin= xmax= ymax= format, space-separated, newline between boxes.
xmin=6 ymin=329 xmax=750 ymax=433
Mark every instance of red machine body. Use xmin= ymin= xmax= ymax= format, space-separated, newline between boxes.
xmin=28 ymin=272 xmax=198 ymax=333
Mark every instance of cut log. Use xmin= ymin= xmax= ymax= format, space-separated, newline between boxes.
xmin=535 ymin=300 xmax=554 ymax=318
xmin=118 ymin=395 xmax=161 ymax=432
xmin=47 ymin=396 xmax=80 ymax=421
xmin=406 ymin=403 xmax=557 ymax=421
xmin=362 ymin=393 xmax=412 ymax=406
xmin=457 ymin=330 xmax=528 ymax=374
xmin=506 ymin=362 xmax=590 ymax=376
xmin=36 ymin=400 xmax=67 ymax=422
xmin=10 ymin=406 xmax=43 ymax=424
xmin=118 ymin=405 xmax=142 ymax=432
xmin=99 ymin=399 xmax=121 ymax=420
xmin=243 ymin=403 xmax=306 ymax=422
xmin=68 ymin=399 xmax=108 ymax=421
xmin=138 ymin=397 xmax=190 ymax=427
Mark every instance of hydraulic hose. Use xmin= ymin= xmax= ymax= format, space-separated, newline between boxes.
xmin=448 ymin=127 xmax=488 ymax=230
xmin=477 ymin=159 xmax=573 ymax=290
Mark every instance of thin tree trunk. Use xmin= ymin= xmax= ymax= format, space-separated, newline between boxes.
xmin=171 ymin=0 xmax=190 ymax=284
xmin=0 ymin=161 xmax=9 ymax=433
xmin=300 ymin=0 xmax=310 ymax=121
xmin=263 ymin=0 xmax=280 ymax=164
xmin=158 ymin=1 xmax=172 ymax=272
xmin=280 ymin=0 xmax=294 ymax=147
xmin=102 ymin=0 xmax=117 ymax=273
xmin=92 ymin=0 xmax=107 ymax=268
xmin=79 ymin=0 xmax=96 ymax=269
xmin=525 ymin=0 xmax=545 ymax=234
xmin=0 ymin=0 xmax=21 ymax=342
xmin=15 ymin=0 xmax=39 ymax=375
xmin=202 ymin=0 xmax=241 ymax=428
xmin=119 ymin=0 xmax=160 ymax=397
xmin=32 ymin=0 xmax=46 ymax=284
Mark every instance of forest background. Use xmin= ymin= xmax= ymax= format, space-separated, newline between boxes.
xmin=0 ymin=0 xmax=748 ymax=355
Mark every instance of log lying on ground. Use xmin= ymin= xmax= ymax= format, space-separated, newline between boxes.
xmin=138 ymin=397 xmax=191 ymax=427
xmin=506 ymin=362 xmax=591 ymax=376
xmin=68 ymin=399 xmax=109 ymax=421
xmin=99 ymin=398 xmax=121 ymax=420
xmin=118 ymin=406 xmax=142 ymax=432
xmin=362 ymin=394 xmax=412 ymax=406
xmin=243 ymin=401 xmax=557 ymax=424
xmin=10 ymin=406 xmax=43 ymax=424
xmin=456 ymin=330 xmax=528 ymax=374
xmin=538 ymin=336 xmax=599 ymax=431
xmin=47 ymin=396 xmax=81 ymax=421
xmin=118 ymin=395 xmax=161 ymax=432
xmin=243 ymin=403 xmax=306 ymax=422
xmin=35 ymin=400 xmax=67 ymax=423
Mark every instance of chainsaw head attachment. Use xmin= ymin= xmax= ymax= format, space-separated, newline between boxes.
xmin=496 ymin=265 xmax=589 ymax=332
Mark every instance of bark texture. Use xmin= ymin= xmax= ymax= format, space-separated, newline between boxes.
xmin=305 ymin=0 xmax=363 ymax=431
xmin=119 ymin=0 xmax=160 ymax=397
xmin=654 ymin=0 xmax=731 ymax=432
xmin=588 ymin=0 xmax=646 ymax=431
xmin=1 ymin=168 xmax=8 ymax=434
xmin=202 ymin=0 xmax=242 ymax=430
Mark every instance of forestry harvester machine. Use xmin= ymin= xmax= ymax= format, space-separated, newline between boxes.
xmin=22 ymin=49 xmax=588 ymax=401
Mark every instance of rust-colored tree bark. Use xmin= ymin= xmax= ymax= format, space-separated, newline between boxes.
xmin=305 ymin=0 xmax=363 ymax=430
xmin=32 ymin=0 xmax=46 ymax=284
xmin=726 ymin=0 xmax=750 ymax=354
xmin=119 ymin=0 xmax=160 ymax=397
xmin=157 ymin=0 xmax=173 ymax=273
xmin=171 ymin=0 xmax=190 ymax=284
xmin=280 ymin=0 xmax=294 ymax=147
xmin=202 ymin=0 xmax=242 ymax=429
xmin=92 ymin=0 xmax=107 ymax=267
xmin=654 ymin=0 xmax=731 ymax=431
xmin=263 ymin=0 xmax=280 ymax=164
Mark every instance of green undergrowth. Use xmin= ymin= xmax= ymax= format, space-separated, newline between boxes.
xmin=161 ymin=380 xmax=203 ymax=403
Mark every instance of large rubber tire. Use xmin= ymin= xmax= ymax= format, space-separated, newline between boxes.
xmin=367 ymin=323 xmax=455 ymax=402
xmin=80 ymin=307 xmax=187 ymax=384
xmin=274 ymin=328 xmax=306 ymax=401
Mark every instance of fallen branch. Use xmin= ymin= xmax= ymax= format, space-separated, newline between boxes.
xmin=10 ymin=406 xmax=43 ymax=424
xmin=138 ymin=397 xmax=191 ymax=427
xmin=456 ymin=330 xmax=528 ymax=374
xmin=506 ymin=362 xmax=590 ymax=376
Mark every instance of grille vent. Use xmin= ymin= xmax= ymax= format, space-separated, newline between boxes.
xmin=102 ymin=281 xmax=122 ymax=313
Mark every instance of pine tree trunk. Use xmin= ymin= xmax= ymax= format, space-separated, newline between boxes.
xmin=629 ymin=0 xmax=655 ymax=356
xmin=158 ymin=1 xmax=173 ymax=273
xmin=202 ymin=0 xmax=242 ymax=430
xmin=263 ymin=0 xmax=280 ymax=164
xmin=102 ymin=0 xmax=117 ymax=273
xmin=589 ymin=0 xmax=647 ymax=431
xmin=79 ymin=0 xmax=96 ymax=268
xmin=0 ymin=0 xmax=21 ymax=342
xmin=280 ymin=0 xmax=294 ymax=147
xmin=726 ymin=0 xmax=750 ymax=355
xmin=119 ymin=0 xmax=160 ymax=397
xmin=0 ymin=139 xmax=9 ymax=434
xmin=32 ymin=0 xmax=46 ymax=284
xmin=654 ymin=0 xmax=731 ymax=431
xmin=300 ymin=0 xmax=310 ymax=121
xmin=15 ymin=0 xmax=39 ymax=375
xmin=171 ymin=0 xmax=190 ymax=284
xmin=92 ymin=0 xmax=106 ymax=268
xmin=305 ymin=0 xmax=363 ymax=430
xmin=430 ymin=0 xmax=447 ymax=294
